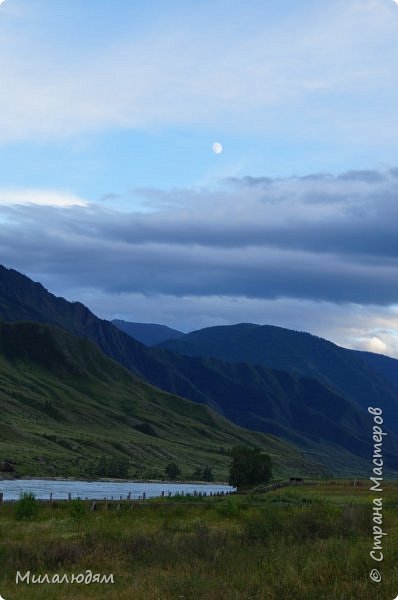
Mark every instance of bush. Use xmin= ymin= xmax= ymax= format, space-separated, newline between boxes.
xmin=243 ymin=507 xmax=286 ymax=541
xmin=288 ymin=505 xmax=337 ymax=541
xmin=190 ymin=466 xmax=214 ymax=481
xmin=215 ymin=499 xmax=241 ymax=518
xmin=165 ymin=462 xmax=181 ymax=480
xmin=89 ymin=456 xmax=129 ymax=478
xmin=134 ymin=422 xmax=158 ymax=437
xmin=69 ymin=498 xmax=86 ymax=522
xmin=14 ymin=492 xmax=39 ymax=521
xmin=202 ymin=466 xmax=214 ymax=481
xmin=69 ymin=498 xmax=86 ymax=536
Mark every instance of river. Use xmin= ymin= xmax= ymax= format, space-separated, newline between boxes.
xmin=0 ymin=479 xmax=235 ymax=501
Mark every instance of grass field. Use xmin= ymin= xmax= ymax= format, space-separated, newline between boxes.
xmin=0 ymin=479 xmax=397 ymax=599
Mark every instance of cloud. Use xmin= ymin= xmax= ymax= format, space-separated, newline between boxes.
xmin=1 ymin=166 xmax=398 ymax=354
xmin=0 ymin=189 xmax=87 ymax=207
xmin=355 ymin=336 xmax=388 ymax=354
xmin=337 ymin=170 xmax=386 ymax=183
xmin=0 ymin=166 xmax=398 ymax=302
xmin=25 ymin=289 xmax=398 ymax=358
xmin=100 ymin=193 xmax=123 ymax=202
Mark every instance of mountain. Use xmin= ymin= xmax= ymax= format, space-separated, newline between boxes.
xmin=1 ymin=265 xmax=398 ymax=475
xmin=157 ymin=323 xmax=398 ymax=430
xmin=112 ymin=320 xmax=184 ymax=346
xmin=0 ymin=265 xmax=200 ymax=395
xmin=0 ymin=320 xmax=323 ymax=479
xmin=147 ymin=355 xmax=398 ymax=474
xmin=351 ymin=350 xmax=398 ymax=391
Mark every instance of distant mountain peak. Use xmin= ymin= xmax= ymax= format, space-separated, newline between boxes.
xmin=112 ymin=320 xmax=185 ymax=346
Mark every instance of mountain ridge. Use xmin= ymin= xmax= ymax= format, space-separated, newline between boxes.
xmin=1 ymin=265 xmax=398 ymax=475
xmin=112 ymin=319 xmax=184 ymax=346
xmin=157 ymin=323 xmax=398 ymax=430
xmin=1 ymin=319 xmax=323 ymax=478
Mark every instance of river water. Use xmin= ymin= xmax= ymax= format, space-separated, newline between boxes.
xmin=0 ymin=479 xmax=235 ymax=501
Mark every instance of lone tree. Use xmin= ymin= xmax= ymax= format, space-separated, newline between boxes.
xmin=202 ymin=466 xmax=214 ymax=482
xmin=228 ymin=446 xmax=272 ymax=489
xmin=165 ymin=462 xmax=181 ymax=480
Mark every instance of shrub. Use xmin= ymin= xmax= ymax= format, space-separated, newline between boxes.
xmin=243 ymin=507 xmax=286 ymax=541
xmin=13 ymin=492 xmax=39 ymax=521
xmin=215 ymin=499 xmax=241 ymax=518
xmin=165 ymin=462 xmax=181 ymax=480
xmin=202 ymin=466 xmax=214 ymax=481
xmin=190 ymin=466 xmax=214 ymax=481
xmin=89 ymin=456 xmax=129 ymax=478
xmin=134 ymin=422 xmax=158 ymax=437
xmin=69 ymin=498 xmax=86 ymax=522
xmin=288 ymin=505 xmax=338 ymax=541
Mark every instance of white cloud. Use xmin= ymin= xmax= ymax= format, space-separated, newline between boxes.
xmin=358 ymin=336 xmax=388 ymax=354
xmin=0 ymin=189 xmax=88 ymax=207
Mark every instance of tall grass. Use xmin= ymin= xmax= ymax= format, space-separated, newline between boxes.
xmin=0 ymin=480 xmax=396 ymax=599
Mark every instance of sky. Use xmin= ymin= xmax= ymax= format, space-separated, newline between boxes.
xmin=1 ymin=0 xmax=398 ymax=356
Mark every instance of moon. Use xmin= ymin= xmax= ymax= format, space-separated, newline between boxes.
xmin=212 ymin=142 xmax=223 ymax=155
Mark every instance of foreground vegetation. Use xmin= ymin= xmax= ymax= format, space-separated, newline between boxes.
xmin=0 ymin=480 xmax=397 ymax=599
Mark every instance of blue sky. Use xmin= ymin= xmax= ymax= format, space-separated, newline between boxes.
xmin=1 ymin=0 xmax=398 ymax=356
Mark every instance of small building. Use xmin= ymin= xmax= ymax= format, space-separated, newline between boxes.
xmin=289 ymin=476 xmax=303 ymax=484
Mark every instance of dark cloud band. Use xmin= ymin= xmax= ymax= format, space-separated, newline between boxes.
xmin=1 ymin=167 xmax=398 ymax=306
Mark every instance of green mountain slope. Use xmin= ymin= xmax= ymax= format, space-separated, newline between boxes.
xmin=0 ymin=265 xmax=218 ymax=403
xmin=0 ymin=321 xmax=325 ymax=479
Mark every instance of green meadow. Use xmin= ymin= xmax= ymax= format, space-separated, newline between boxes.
xmin=0 ymin=479 xmax=397 ymax=599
